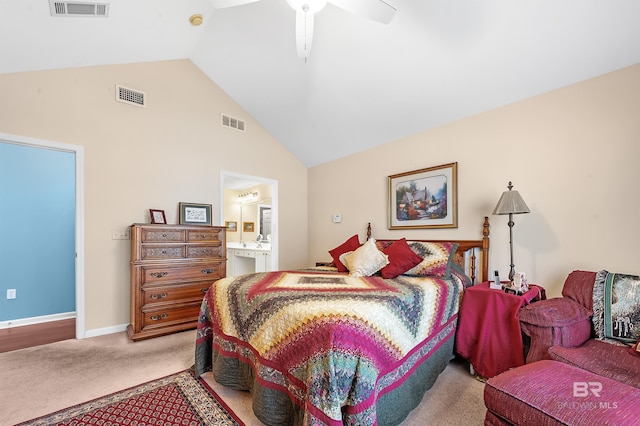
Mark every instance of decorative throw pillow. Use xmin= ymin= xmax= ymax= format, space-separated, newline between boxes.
xmin=380 ymin=238 xmax=423 ymax=279
xmin=402 ymin=241 xmax=458 ymax=278
xmin=328 ymin=234 xmax=361 ymax=272
xmin=342 ymin=238 xmax=389 ymax=277
xmin=593 ymin=270 xmax=640 ymax=344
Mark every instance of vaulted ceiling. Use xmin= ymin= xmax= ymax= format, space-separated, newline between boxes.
xmin=2 ymin=0 xmax=640 ymax=167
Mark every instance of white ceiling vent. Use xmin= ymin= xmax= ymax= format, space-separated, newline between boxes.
xmin=115 ymin=85 xmax=146 ymax=108
xmin=49 ymin=1 xmax=109 ymax=17
xmin=222 ymin=114 xmax=245 ymax=132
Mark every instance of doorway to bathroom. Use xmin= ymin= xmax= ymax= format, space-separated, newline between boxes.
xmin=220 ymin=171 xmax=278 ymax=273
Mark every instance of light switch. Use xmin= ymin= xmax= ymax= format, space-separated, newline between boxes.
xmin=112 ymin=230 xmax=130 ymax=240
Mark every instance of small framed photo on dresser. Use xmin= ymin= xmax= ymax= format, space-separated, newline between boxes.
xmin=149 ymin=209 xmax=166 ymax=224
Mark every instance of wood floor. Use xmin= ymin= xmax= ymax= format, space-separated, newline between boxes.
xmin=0 ymin=318 xmax=76 ymax=352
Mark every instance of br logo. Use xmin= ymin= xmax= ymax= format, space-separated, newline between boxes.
xmin=573 ymin=382 xmax=602 ymax=397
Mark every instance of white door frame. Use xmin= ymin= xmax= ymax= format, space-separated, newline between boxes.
xmin=220 ymin=170 xmax=278 ymax=271
xmin=0 ymin=133 xmax=85 ymax=338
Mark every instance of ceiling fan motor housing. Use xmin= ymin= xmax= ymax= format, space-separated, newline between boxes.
xmin=286 ymin=0 xmax=327 ymax=14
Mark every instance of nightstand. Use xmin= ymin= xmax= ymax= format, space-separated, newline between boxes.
xmin=455 ymin=281 xmax=545 ymax=379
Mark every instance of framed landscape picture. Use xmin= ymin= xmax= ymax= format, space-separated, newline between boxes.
xmin=388 ymin=162 xmax=458 ymax=229
xmin=179 ymin=202 xmax=212 ymax=225
xmin=225 ymin=221 xmax=237 ymax=232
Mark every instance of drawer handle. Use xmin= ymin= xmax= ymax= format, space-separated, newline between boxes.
xmin=201 ymin=288 xmax=208 ymax=293
xmin=162 ymin=233 xmax=167 ymax=238
xmin=150 ymin=313 xmax=168 ymax=321
xmin=161 ymin=250 xmax=167 ymax=254
xmin=150 ymin=272 xmax=168 ymax=278
xmin=201 ymin=268 xmax=216 ymax=274
xmin=150 ymin=292 xmax=168 ymax=299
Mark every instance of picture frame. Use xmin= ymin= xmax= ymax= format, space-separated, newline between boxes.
xmin=243 ymin=222 xmax=255 ymax=232
xmin=179 ymin=202 xmax=212 ymax=225
xmin=225 ymin=221 xmax=237 ymax=232
xmin=149 ymin=209 xmax=167 ymax=224
xmin=388 ymin=162 xmax=458 ymax=229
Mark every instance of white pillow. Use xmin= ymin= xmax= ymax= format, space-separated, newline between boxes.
xmin=342 ymin=238 xmax=389 ymax=277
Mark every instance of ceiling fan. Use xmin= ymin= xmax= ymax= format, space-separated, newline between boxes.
xmin=211 ymin=0 xmax=396 ymax=58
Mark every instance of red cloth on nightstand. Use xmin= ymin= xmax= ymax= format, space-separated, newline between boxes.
xmin=455 ymin=282 xmax=544 ymax=378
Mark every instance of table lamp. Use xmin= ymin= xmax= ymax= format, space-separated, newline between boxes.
xmin=492 ymin=181 xmax=530 ymax=281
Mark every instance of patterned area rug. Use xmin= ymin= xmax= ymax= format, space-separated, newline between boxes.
xmin=17 ymin=369 xmax=245 ymax=426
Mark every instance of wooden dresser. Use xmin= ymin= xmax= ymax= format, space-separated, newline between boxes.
xmin=127 ymin=223 xmax=226 ymax=341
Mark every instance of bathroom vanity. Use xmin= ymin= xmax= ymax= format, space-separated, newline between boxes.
xmin=226 ymin=242 xmax=272 ymax=276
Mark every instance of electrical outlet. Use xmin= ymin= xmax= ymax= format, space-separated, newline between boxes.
xmin=7 ymin=289 xmax=16 ymax=299
xmin=332 ymin=214 xmax=342 ymax=223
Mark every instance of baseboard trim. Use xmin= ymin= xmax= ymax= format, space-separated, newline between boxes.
xmin=84 ymin=324 xmax=128 ymax=339
xmin=0 ymin=312 xmax=75 ymax=330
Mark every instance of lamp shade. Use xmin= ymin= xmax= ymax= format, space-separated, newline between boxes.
xmin=492 ymin=181 xmax=530 ymax=215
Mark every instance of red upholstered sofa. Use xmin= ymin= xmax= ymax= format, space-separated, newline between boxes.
xmin=484 ymin=270 xmax=640 ymax=425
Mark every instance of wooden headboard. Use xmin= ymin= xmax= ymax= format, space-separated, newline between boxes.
xmin=369 ymin=216 xmax=490 ymax=284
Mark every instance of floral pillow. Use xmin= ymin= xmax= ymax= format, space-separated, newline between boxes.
xmin=341 ymin=238 xmax=389 ymax=278
xmin=402 ymin=241 xmax=458 ymax=278
xmin=328 ymin=234 xmax=361 ymax=272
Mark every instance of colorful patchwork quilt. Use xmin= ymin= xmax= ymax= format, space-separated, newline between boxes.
xmin=195 ymin=269 xmax=464 ymax=425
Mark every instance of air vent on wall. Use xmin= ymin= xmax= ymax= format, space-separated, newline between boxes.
xmin=115 ymin=85 xmax=146 ymax=108
xmin=49 ymin=1 xmax=109 ymax=17
xmin=221 ymin=114 xmax=245 ymax=132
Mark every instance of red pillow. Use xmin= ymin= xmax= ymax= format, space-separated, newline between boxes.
xmin=630 ymin=340 xmax=640 ymax=357
xmin=328 ymin=235 xmax=361 ymax=272
xmin=380 ymin=238 xmax=423 ymax=279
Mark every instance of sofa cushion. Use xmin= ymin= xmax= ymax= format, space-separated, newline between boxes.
xmin=484 ymin=360 xmax=640 ymax=426
xmin=561 ymin=270 xmax=597 ymax=311
xmin=549 ymin=339 xmax=640 ymax=388
xmin=593 ymin=270 xmax=640 ymax=344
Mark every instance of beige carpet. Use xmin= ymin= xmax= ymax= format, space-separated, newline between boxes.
xmin=0 ymin=330 xmax=487 ymax=426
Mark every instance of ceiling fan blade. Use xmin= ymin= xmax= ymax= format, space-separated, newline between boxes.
xmin=211 ymin=0 xmax=261 ymax=9
xmin=295 ymin=11 xmax=314 ymax=58
xmin=328 ymin=0 xmax=396 ymax=24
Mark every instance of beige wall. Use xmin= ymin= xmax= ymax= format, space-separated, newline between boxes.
xmin=309 ymin=64 xmax=640 ymax=298
xmin=0 ymin=60 xmax=308 ymax=332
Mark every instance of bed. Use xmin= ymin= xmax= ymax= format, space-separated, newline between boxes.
xmin=195 ymin=217 xmax=490 ymax=425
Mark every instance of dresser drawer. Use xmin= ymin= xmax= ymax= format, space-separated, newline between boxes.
xmin=186 ymin=244 xmax=223 ymax=259
xmin=143 ymin=263 xmax=223 ymax=283
xmin=140 ymin=244 xmax=185 ymax=260
xmin=142 ymin=282 xmax=211 ymax=305
xmin=141 ymin=228 xmax=185 ymax=243
xmin=141 ymin=302 xmax=201 ymax=330
xmin=187 ymin=228 xmax=224 ymax=243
